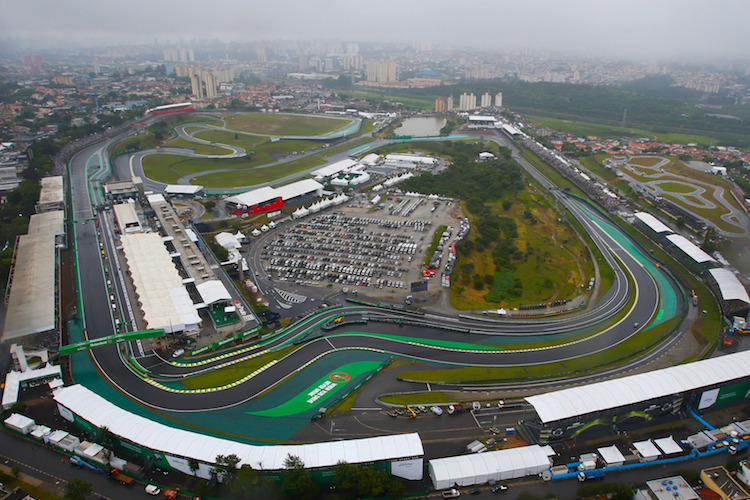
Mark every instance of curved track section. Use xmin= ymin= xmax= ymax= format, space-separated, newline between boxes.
xmin=69 ymin=134 xmax=684 ymax=413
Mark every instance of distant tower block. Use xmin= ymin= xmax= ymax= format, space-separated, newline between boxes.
xmin=495 ymin=92 xmax=503 ymax=108
xmin=481 ymin=92 xmax=492 ymax=108
xmin=446 ymin=95 xmax=454 ymax=110
xmin=93 ymin=58 xmax=100 ymax=75
xmin=435 ymin=97 xmax=446 ymax=112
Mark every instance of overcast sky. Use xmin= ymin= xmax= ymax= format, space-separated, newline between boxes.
xmin=2 ymin=0 xmax=749 ymax=61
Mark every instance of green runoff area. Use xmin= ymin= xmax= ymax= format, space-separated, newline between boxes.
xmin=220 ymin=112 xmax=354 ymax=136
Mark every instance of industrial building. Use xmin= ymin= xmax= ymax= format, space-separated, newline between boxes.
xmin=224 ymin=179 xmax=323 ymax=216
xmin=523 ymin=350 xmax=750 ymax=444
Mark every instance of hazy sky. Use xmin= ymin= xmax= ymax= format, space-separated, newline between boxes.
xmin=2 ymin=0 xmax=749 ymax=61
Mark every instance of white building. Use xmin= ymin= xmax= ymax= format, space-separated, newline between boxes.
xmin=459 ymin=93 xmax=477 ymax=111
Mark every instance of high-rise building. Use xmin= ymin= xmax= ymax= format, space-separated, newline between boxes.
xmin=459 ymin=93 xmax=477 ymax=111
xmin=93 ymin=58 xmax=100 ymax=75
xmin=495 ymin=92 xmax=503 ymax=108
xmin=481 ymin=92 xmax=492 ymax=108
xmin=204 ymin=72 xmax=218 ymax=99
xmin=446 ymin=95 xmax=454 ymax=111
xmin=190 ymin=73 xmax=204 ymax=99
xmin=435 ymin=97 xmax=446 ymax=112
xmin=188 ymin=48 xmax=195 ymax=62
xmin=366 ymin=60 xmax=397 ymax=83
xmin=346 ymin=43 xmax=359 ymax=56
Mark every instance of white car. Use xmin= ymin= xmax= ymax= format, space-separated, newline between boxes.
xmin=145 ymin=484 xmax=161 ymax=496
xmin=431 ymin=405 xmax=443 ymax=416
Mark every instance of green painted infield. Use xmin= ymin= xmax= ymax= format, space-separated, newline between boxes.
xmin=248 ymin=360 xmax=384 ymax=417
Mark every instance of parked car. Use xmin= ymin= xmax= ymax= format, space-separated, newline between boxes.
xmin=431 ymin=405 xmax=443 ymax=416
xmin=442 ymin=488 xmax=460 ymax=498
xmin=145 ymin=484 xmax=161 ymax=496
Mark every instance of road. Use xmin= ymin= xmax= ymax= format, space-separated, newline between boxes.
xmin=64 ymin=127 xmax=688 ymax=416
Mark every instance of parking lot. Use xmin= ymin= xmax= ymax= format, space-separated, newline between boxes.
xmin=259 ymin=194 xmax=465 ymax=300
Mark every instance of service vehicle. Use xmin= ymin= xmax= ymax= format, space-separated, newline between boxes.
xmin=431 ymin=405 xmax=443 ymax=416
xmin=491 ymin=484 xmax=508 ymax=493
xmin=108 ymin=468 xmax=134 ymax=485
xmin=145 ymin=484 xmax=161 ymax=495
xmin=442 ymin=488 xmax=460 ymax=498
xmin=577 ymin=469 xmax=605 ymax=481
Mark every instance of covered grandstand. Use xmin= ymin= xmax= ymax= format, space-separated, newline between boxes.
xmin=146 ymin=102 xmax=195 ymax=116
xmin=224 ymin=179 xmax=323 ymax=216
xmin=707 ymin=268 xmax=750 ymax=317
xmin=54 ymin=384 xmax=424 ymax=480
xmin=524 ymin=350 xmax=750 ymax=443
xmin=663 ymin=234 xmax=717 ymax=272
xmin=633 ymin=211 xmax=672 ymax=238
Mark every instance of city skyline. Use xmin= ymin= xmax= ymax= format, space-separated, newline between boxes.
xmin=2 ymin=0 xmax=750 ymax=63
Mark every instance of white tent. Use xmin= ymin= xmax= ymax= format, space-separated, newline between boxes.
xmin=54 ymin=384 xmax=424 ymax=478
xmin=308 ymin=202 xmax=321 ymax=213
xmin=428 ymin=445 xmax=551 ymax=489
xmin=633 ymin=440 xmax=660 ymax=462
xmin=215 ymin=232 xmax=241 ymax=250
xmin=597 ymin=445 xmax=625 ymax=467
xmin=260 ymin=225 xmax=269 ymax=232
xmin=292 ymin=207 xmax=309 ymax=219
xmin=4 ymin=413 xmax=37 ymax=434
xmin=251 ymin=229 xmax=261 ymax=237
xmin=654 ymin=436 xmax=683 ymax=455
xmin=196 ymin=280 xmax=232 ymax=306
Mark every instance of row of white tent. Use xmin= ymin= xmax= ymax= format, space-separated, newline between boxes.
xmin=292 ymin=194 xmax=350 ymax=219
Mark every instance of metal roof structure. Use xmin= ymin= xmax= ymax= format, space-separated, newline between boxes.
xmin=428 ymin=445 xmax=551 ymax=489
xmin=28 ymin=210 xmax=65 ymax=236
xmin=653 ymin=436 xmax=683 ymax=455
xmin=597 ymin=445 xmax=625 ymax=465
xmin=633 ymin=440 xmax=661 ymax=461
xmin=226 ymin=179 xmax=323 ymax=207
xmin=708 ymin=268 xmax=750 ymax=303
xmin=526 ymin=350 xmax=750 ymax=424
xmin=634 ymin=212 xmax=672 ymax=234
xmin=2 ymin=233 xmax=56 ymax=341
xmin=37 ymin=176 xmax=64 ymax=212
xmin=665 ymin=234 xmax=717 ymax=264
xmin=120 ymin=233 xmax=200 ymax=333
xmin=113 ymin=202 xmax=142 ymax=234
xmin=54 ymin=385 xmax=424 ymax=473
xmin=195 ymin=280 xmax=231 ymax=306
xmin=164 ymin=184 xmax=204 ymax=195
xmin=311 ymin=159 xmax=357 ymax=178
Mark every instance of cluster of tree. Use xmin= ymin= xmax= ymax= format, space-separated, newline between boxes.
xmin=332 ymin=461 xmax=405 ymax=499
xmin=398 ymin=142 xmax=527 ymax=302
xmin=383 ymin=79 xmax=750 ymax=147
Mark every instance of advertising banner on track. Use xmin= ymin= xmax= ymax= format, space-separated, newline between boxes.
xmin=698 ymin=380 xmax=750 ymax=410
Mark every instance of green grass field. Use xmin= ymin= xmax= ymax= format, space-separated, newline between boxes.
xmin=222 ymin=113 xmax=352 ymax=136
xmin=193 ymin=129 xmax=266 ymax=149
xmin=141 ymin=154 xmax=189 ymax=184
xmin=659 ymin=181 xmax=698 ymax=194
xmin=164 ymin=136 xmax=234 ymax=156
xmin=526 ymin=115 xmax=716 ymax=146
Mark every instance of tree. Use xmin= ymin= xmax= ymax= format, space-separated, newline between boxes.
xmin=282 ymin=454 xmax=319 ymax=500
xmin=188 ymin=458 xmax=199 ymax=476
xmin=213 ymin=454 xmax=241 ymax=484
xmin=64 ymin=478 xmax=92 ymax=500
xmin=333 ymin=461 xmax=360 ymax=498
xmin=229 ymin=464 xmax=276 ymax=499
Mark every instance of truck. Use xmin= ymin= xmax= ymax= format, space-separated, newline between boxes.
xmin=109 ymin=468 xmax=134 ymax=486
xmin=69 ymin=455 xmax=104 ymax=473
xmin=442 ymin=488 xmax=461 ymax=498
xmin=577 ymin=470 xmax=605 ymax=481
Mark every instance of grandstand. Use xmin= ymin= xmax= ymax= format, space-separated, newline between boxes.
xmin=146 ymin=102 xmax=195 ymax=116
xmin=523 ymin=350 xmax=750 ymax=444
xmin=224 ymin=179 xmax=323 ymax=216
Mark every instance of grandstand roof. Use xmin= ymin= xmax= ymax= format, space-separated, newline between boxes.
xmin=708 ymin=268 xmax=750 ymax=303
xmin=2 ymin=233 xmax=56 ymax=341
xmin=120 ymin=233 xmax=200 ymax=332
xmin=54 ymin=384 xmax=424 ymax=471
xmin=38 ymin=176 xmax=64 ymax=209
xmin=195 ymin=280 xmax=231 ymax=306
xmin=275 ymin=178 xmax=323 ymax=200
xmin=526 ymin=350 xmax=750 ymax=423
xmin=634 ymin=212 xmax=672 ymax=234
xmin=312 ymin=159 xmax=357 ymax=178
xmin=665 ymin=234 xmax=717 ymax=264
xmin=28 ymin=210 xmax=65 ymax=236
xmin=468 ymin=115 xmax=496 ymax=121
xmin=113 ymin=202 xmax=141 ymax=234
xmin=164 ymin=185 xmax=203 ymax=195
xmin=225 ymin=179 xmax=323 ymax=207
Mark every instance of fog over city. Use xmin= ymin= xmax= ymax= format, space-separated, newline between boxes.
xmin=2 ymin=0 xmax=749 ymax=61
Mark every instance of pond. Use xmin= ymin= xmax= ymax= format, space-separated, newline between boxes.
xmin=393 ymin=116 xmax=446 ymax=137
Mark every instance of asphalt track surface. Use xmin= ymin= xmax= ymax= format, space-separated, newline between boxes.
xmin=68 ymin=129 xmax=683 ymax=414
